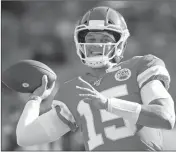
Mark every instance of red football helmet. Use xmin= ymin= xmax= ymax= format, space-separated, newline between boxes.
xmin=74 ymin=6 xmax=130 ymax=68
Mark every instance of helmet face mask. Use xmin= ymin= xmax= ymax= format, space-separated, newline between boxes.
xmin=74 ymin=6 xmax=130 ymax=68
xmin=78 ymin=43 xmax=117 ymax=68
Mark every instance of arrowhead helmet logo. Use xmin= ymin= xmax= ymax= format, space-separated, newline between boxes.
xmin=115 ymin=68 xmax=131 ymax=81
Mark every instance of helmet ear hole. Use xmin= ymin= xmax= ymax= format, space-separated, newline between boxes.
xmin=116 ymin=50 xmax=121 ymax=56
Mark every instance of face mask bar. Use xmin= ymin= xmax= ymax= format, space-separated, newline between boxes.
xmin=78 ymin=43 xmax=118 ymax=61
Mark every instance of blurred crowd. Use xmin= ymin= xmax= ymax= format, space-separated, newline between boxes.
xmin=1 ymin=1 xmax=176 ymax=151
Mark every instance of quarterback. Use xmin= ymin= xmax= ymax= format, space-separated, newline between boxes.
xmin=16 ymin=7 xmax=175 ymax=151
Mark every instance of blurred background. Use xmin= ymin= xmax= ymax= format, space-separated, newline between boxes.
xmin=1 ymin=1 xmax=176 ymax=151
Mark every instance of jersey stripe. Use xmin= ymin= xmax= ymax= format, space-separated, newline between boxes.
xmin=137 ymin=65 xmax=170 ymax=88
xmin=140 ymin=80 xmax=171 ymax=105
xmin=101 ymin=84 xmax=128 ymax=98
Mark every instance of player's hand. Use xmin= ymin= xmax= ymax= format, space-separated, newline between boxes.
xmin=32 ymin=75 xmax=55 ymax=100
xmin=76 ymin=76 xmax=108 ymax=110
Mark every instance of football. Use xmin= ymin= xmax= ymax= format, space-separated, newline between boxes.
xmin=2 ymin=60 xmax=57 ymax=93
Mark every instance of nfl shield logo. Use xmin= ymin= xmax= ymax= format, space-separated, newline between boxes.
xmin=115 ymin=68 xmax=131 ymax=81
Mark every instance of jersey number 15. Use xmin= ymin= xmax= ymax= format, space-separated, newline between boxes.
xmin=77 ymin=84 xmax=137 ymax=150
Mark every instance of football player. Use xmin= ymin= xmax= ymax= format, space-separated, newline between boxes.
xmin=16 ymin=7 xmax=175 ymax=151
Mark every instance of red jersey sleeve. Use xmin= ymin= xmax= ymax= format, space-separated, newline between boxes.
xmin=137 ymin=54 xmax=170 ymax=90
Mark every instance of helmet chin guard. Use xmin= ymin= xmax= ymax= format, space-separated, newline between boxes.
xmin=84 ymin=56 xmax=109 ymax=68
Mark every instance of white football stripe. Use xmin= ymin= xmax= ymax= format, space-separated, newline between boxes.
xmin=140 ymin=80 xmax=172 ymax=105
xmin=137 ymin=65 xmax=170 ymax=88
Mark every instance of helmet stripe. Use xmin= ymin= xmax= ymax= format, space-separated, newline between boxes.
xmin=88 ymin=7 xmax=108 ymax=22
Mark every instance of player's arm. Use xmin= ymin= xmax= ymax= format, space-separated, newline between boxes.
xmin=16 ymin=99 xmax=71 ymax=146
xmin=136 ymin=55 xmax=175 ymax=129
xmin=137 ymin=80 xmax=175 ymax=129
xmin=16 ymin=75 xmax=78 ymax=146
xmin=107 ymin=55 xmax=175 ymax=129
xmin=107 ymin=80 xmax=175 ymax=129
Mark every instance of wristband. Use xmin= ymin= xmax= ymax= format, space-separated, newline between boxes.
xmin=107 ymin=98 xmax=141 ymax=124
